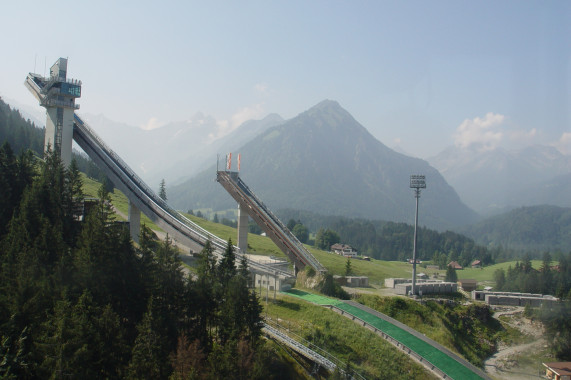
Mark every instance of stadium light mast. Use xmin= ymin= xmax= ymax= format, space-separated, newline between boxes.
xmin=410 ymin=175 xmax=426 ymax=296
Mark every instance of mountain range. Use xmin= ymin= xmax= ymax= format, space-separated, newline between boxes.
xmin=11 ymin=96 xmax=570 ymax=237
xmin=168 ymin=100 xmax=478 ymax=231
xmin=80 ymin=112 xmax=284 ymax=186
xmin=428 ymin=144 xmax=571 ymax=215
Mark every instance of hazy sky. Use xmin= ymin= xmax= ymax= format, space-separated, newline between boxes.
xmin=2 ymin=1 xmax=570 ymax=158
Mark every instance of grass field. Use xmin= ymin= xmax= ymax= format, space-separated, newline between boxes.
xmin=263 ymin=292 xmax=436 ymax=379
xmin=457 ymin=260 xmax=543 ymax=283
xmin=81 ymin=175 xmax=161 ymax=231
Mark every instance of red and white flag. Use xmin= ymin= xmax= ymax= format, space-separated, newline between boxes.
xmin=237 ymin=154 xmax=241 ymax=171
xmin=226 ymin=153 xmax=232 ymax=170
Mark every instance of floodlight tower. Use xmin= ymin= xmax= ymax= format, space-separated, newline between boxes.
xmin=25 ymin=58 xmax=81 ymax=166
xmin=410 ymin=175 xmax=426 ymax=296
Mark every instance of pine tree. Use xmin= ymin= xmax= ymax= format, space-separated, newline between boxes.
xmin=344 ymin=257 xmax=353 ymax=276
xmin=159 ymin=178 xmax=167 ymax=201
xmin=195 ymin=240 xmax=218 ymax=348
xmin=128 ymin=298 xmax=171 ymax=379
xmin=218 ymin=239 xmax=236 ymax=286
xmin=445 ymin=265 xmax=458 ymax=283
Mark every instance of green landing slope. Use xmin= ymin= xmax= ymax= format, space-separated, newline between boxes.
xmin=284 ymin=289 xmax=484 ymax=380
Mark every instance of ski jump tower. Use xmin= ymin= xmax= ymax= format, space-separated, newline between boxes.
xmin=25 ymin=58 xmax=143 ymax=242
xmin=25 ymin=58 xmax=81 ymax=167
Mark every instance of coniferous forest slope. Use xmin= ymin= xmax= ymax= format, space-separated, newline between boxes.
xmin=459 ymin=205 xmax=571 ymax=252
xmin=169 ymin=100 xmax=478 ymax=231
xmin=0 ymin=146 xmax=288 ymax=378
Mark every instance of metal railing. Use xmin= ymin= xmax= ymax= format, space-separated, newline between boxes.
xmin=219 ymin=171 xmax=325 ymax=272
xmin=41 ymin=98 xmax=80 ymax=109
xmin=263 ymin=319 xmax=367 ymax=379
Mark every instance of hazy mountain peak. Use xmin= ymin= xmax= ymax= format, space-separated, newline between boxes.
xmin=304 ymin=99 xmax=351 ymax=119
xmin=170 ymin=100 xmax=477 ymax=230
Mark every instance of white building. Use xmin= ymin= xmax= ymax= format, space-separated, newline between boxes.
xmin=331 ymin=243 xmax=357 ymax=258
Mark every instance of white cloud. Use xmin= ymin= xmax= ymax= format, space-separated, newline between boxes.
xmin=213 ymin=104 xmax=265 ymax=140
xmin=552 ymin=132 xmax=571 ymax=155
xmin=507 ymin=127 xmax=537 ymax=146
xmin=453 ymin=112 xmax=505 ymax=150
xmin=231 ymin=104 xmax=265 ymax=128
xmin=140 ymin=117 xmax=164 ymax=131
xmin=254 ymin=82 xmax=269 ymax=95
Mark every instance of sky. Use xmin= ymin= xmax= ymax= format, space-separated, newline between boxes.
xmin=2 ymin=0 xmax=570 ymax=158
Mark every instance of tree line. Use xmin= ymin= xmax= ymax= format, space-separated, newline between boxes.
xmin=279 ymin=207 xmax=563 ymax=266
xmin=492 ymin=253 xmax=571 ymax=360
xmin=0 ymin=145 xmax=288 ymax=379
xmin=279 ymin=209 xmax=493 ymax=266
xmin=0 ymin=98 xmax=112 ymax=190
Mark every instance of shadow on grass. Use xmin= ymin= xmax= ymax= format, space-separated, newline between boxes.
xmin=275 ymin=299 xmax=301 ymax=311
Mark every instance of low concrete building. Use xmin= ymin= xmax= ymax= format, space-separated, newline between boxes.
xmin=385 ymin=278 xmax=444 ymax=289
xmin=384 ymin=278 xmax=410 ymax=288
xmin=543 ymin=362 xmax=571 ymax=380
xmin=335 ymin=275 xmax=369 ymax=288
xmin=473 ymin=290 xmax=559 ymax=307
xmin=395 ymin=281 xmax=457 ymax=296
xmin=346 ymin=276 xmax=368 ymax=287
xmin=457 ymin=279 xmax=478 ymax=292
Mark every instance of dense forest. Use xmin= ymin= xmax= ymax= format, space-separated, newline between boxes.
xmin=493 ymin=253 xmax=571 ymax=298
xmin=280 ymin=209 xmax=495 ymax=266
xmin=279 ymin=207 xmax=570 ymax=266
xmin=0 ymin=98 xmax=111 ymax=187
xmin=0 ymin=98 xmax=44 ymax=155
xmin=0 ymin=145 xmax=291 ymax=379
xmin=460 ymin=205 xmax=571 ymax=252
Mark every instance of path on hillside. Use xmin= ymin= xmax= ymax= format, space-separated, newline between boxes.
xmin=484 ymin=308 xmax=545 ymax=380
xmin=284 ymin=289 xmax=489 ymax=380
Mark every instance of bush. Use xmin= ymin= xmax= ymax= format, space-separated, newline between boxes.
xmin=305 ymin=266 xmax=316 ymax=278
xmin=320 ymin=273 xmax=349 ymax=300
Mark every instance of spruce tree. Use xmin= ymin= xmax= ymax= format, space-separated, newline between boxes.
xmin=159 ymin=179 xmax=167 ymax=201
xmin=345 ymin=257 xmax=353 ymax=276
xmin=445 ymin=265 xmax=458 ymax=283
xmin=128 ymin=298 xmax=171 ymax=379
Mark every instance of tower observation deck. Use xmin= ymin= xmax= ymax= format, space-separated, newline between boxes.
xmin=25 ymin=58 xmax=82 ymax=166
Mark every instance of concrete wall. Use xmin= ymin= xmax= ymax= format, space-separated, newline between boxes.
xmin=395 ymin=282 xmax=457 ymax=295
xmin=253 ymin=273 xmax=294 ymax=292
xmin=485 ymin=294 xmax=559 ymax=307
xmin=45 ymin=107 xmax=75 ymax=166
xmin=346 ymin=276 xmax=368 ymax=287
xmin=473 ymin=291 xmax=559 ymax=307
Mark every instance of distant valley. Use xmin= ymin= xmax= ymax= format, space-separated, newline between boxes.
xmin=428 ymin=144 xmax=571 ymax=215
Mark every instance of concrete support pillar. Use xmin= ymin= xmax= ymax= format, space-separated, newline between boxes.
xmin=129 ymin=200 xmax=141 ymax=244
xmin=237 ymin=203 xmax=249 ymax=253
